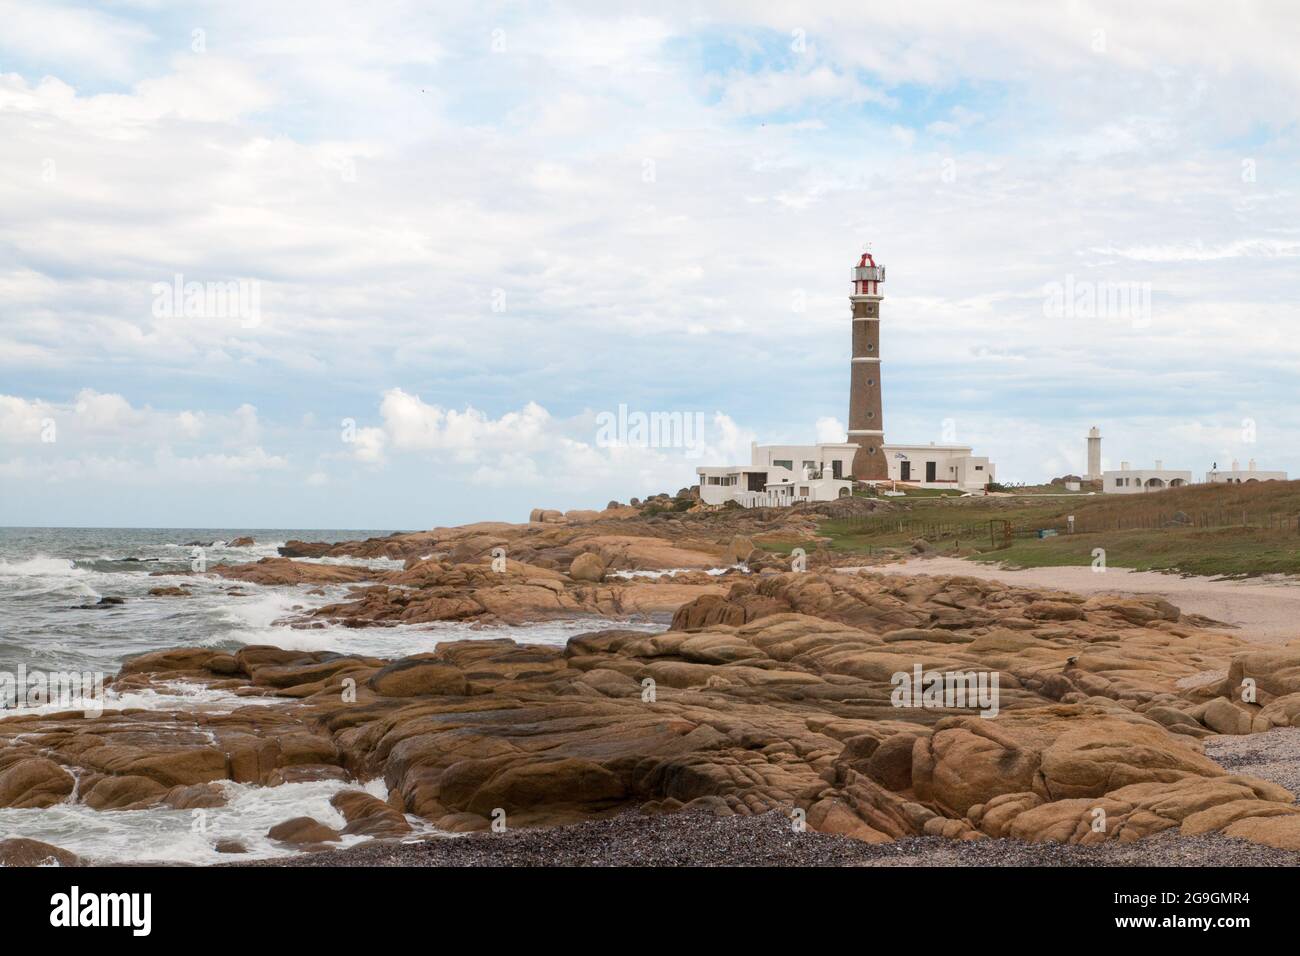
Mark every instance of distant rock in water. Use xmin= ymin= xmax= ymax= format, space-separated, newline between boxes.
xmin=229 ymin=536 xmax=255 ymax=547
xmin=148 ymin=586 xmax=192 ymax=598
xmin=76 ymin=596 xmax=125 ymax=609
xmin=279 ymin=540 xmax=333 ymax=558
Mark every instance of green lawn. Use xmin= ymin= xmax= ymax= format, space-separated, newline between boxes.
xmin=970 ymin=526 xmax=1300 ymax=578
xmin=815 ymin=481 xmax=1300 ymax=577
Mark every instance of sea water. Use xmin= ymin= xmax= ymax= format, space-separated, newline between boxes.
xmin=0 ymin=527 xmax=662 ymax=862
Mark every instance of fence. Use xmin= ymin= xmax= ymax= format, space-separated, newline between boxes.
xmin=834 ymin=509 xmax=1300 ymax=544
xmin=739 ymin=492 xmax=814 ymax=509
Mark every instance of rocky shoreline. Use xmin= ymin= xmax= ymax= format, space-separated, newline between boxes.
xmin=7 ymin=507 xmax=1300 ymax=866
xmin=233 ymin=807 xmax=1300 ymax=867
xmin=245 ymin=729 xmax=1300 ymax=867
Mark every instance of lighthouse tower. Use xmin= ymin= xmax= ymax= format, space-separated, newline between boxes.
xmin=848 ymin=250 xmax=887 ymax=480
xmin=1086 ymin=426 xmax=1102 ymax=481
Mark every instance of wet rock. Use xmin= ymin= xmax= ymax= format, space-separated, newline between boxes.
xmin=76 ymin=596 xmax=125 ymax=609
xmin=211 ymin=558 xmax=371 ymax=586
xmin=267 ymin=817 xmax=342 ymax=846
xmin=0 ymin=757 xmax=75 ymax=808
xmin=0 ymin=838 xmax=80 ymax=867
xmin=278 ymin=540 xmax=333 ymax=558
xmin=331 ymin=790 xmax=412 ymax=837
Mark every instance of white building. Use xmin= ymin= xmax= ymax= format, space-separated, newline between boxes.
xmin=884 ymin=443 xmax=994 ymax=491
xmin=1206 ymin=459 xmax=1287 ymax=484
xmin=697 ymin=442 xmax=857 ymax=507
xmin=1103 ymin=461 xmax=1192 ymax=494
xmin=697 ymin=440 xmax=995 ymax=507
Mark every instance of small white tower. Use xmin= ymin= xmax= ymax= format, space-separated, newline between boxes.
xmin=1086 ymin=426 xmax=1102 ymax=481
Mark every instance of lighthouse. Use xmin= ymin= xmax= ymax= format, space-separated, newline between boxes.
xmin=847 ymin=250 xmax=887 ymax=480
xmin=1086 ymin=426 xmax=1102 ymax=481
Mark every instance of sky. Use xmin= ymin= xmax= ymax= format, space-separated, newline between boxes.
xmin=2 ymin=0 xmax=1299 ymax=529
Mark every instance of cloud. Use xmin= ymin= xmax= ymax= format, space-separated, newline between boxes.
xmin=0 ymin=391 xmax=261 ymax=446
xmin=815 ymin=416 xmax=846 ymax=444
xmin=378 ymin=389 xmax=553 ymax=456
xmin=3 ymin=3 xmax=1300 ymax=523
xmin=0 ymin=0 xmax=155 ymax=81
xmin=351 ymin=390 xmax=760 ymax=495
xmin=717 ymin=64 xmax=893 ymax=116
xmin=0 ymin=446 xmax=287 ymax=483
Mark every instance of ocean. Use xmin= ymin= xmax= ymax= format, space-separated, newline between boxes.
xmin=0 ymin=526 xmax=659 ymax=863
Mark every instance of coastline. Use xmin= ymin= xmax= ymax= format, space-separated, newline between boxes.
xmin=233 ymin=726 xmax=1300 ymax=867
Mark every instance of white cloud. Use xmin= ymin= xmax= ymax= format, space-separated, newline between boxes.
xmin=0 ymin=391 xmax=268 ymax=454
xmin=4 ymin=3 xmax=1300 ymax=523
xmin=0 ymin=0 xmax=154 ymax=81
xmin=815 ymin=416 xmax=846 ymax=444
xmin=718 ymin=65 xmax=892 ymax=116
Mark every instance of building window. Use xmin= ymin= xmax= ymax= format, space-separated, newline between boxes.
xmin=801 ymin=460 xmax=815 ymax=470
xmin=867 ymin=446 xmax=876 ymax=455
xmin=773 ymin=459 xmax=793 ymax=470
xmin=867 ymin=378 xmax=875 ymax=386
xmin=1115 ymin=478 xmax=1123 ymax=487
xmin=975 ymin=465 xmax=983 ymax=471
xmin=832 ymin=460 xmax=842 ymax=478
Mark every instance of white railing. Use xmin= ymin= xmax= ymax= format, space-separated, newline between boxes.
xmin=738 ymin=492 xmax=815 ymax=508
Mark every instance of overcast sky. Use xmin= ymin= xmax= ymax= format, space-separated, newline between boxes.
xmin=2 ymin=1 xmax=1298 ymax=528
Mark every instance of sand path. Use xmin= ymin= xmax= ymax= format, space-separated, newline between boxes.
xmin=848 ymin=557 xmax=1300 ymax=645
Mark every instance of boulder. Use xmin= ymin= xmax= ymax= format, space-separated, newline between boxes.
xmin=1202 ymin=698 xmax=1253 ymax=735
xmin=0 ymin=758 xmax=75 ymax=809
xmin=331 ymin=790 xmax=413 ymax=837
xmin=727 ymin=535 xmax=755 ymax=564
xmin=0 ymin=838 xmax=80 ymax=867
xmin=569 ymin=552 xmax=606 ymax=583
xmin=266 ymin=817 xmax=342 ymax=846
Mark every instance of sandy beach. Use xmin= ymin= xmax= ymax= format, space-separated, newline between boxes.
xmin=862 ymin=557 xmax=1300 ymax=645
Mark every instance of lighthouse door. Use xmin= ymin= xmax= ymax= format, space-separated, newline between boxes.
xmin=900 ymin=461 xmax=911 ymax=481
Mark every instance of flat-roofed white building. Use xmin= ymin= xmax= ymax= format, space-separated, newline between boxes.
xmin=1103 ymin=460 xmax=1192 ymax=494
xmin=696 ymin=442 xmax=857 ymax=507
xmin=1206 ymin=459 xmax=1287 ymax=484
xmin=884 ymin=443 xmax=994 ymax=492
xmin=696 ymin=439 xmax=996 ymax=506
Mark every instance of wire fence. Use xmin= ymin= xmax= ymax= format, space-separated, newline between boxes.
xmin=835 ymin=509 xmax=1300 ymax=546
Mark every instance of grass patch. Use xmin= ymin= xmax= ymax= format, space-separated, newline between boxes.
xmin=970 ymin=526 xmax=1300 ymax=578
xmin=816 ymin=481 xmax=1300 ymax=577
